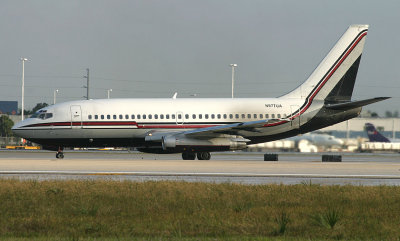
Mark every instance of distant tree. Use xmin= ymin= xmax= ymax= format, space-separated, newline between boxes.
xmin=0 ymin=115 xmax=14 ymax=137
xmin=385 ymin=111 xmax=399 ymax=118
xmin=31 ymin=103 xmax=49 ymax=113
xmin=385 ymin=111 xmax=393 ymax=118
xmin=370 ymin=112 xmax=379 ymax=118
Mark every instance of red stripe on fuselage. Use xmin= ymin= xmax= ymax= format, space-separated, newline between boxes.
xmin=24 ymin=121 xmax=220 ymax=129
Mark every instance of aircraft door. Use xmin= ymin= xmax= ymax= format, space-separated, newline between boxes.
xmin=290 ymin=105 xmax=300 ymax=129
xmin=70 ymin=105 xmax=82 ymax=128
xmin=176 ymin=111 xmax=184 ymax=125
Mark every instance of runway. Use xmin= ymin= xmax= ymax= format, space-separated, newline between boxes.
xmin=0 ymin=150 xmax=399 ymax=185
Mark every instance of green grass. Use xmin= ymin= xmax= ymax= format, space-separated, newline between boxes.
xmin=0 ymin=179 xmax=400 ymax=240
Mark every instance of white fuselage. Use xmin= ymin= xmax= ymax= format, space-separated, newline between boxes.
xmin=14 ymin=97 xmax=318 ymax=141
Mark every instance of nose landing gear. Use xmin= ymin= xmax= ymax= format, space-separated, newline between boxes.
xmin=56 ymin=152 xmax=64 ymax=159
xmin=56 ymin=147 xmax=64 ymax=159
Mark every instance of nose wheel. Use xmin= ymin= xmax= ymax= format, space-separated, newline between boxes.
xmin=56 ymin=146 xmax=64 ymax=159
xmin=56 ymin=152 xmax=64 ymax=159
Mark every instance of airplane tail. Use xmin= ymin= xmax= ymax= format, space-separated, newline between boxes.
xmin=365 ymin=123 xmax=390 ymax=143
xmin=281 ymin=25 xmax=369 ymax=104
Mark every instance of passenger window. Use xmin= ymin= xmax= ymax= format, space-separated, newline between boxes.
xmin=107 ymin=115 xmax=111 ymax=119
xmin=143 ymin=115 xmax=147 ymax=119
xmin=185 ymin=114 xmax=189 ymax=119
xmin=148 ymin=114 xmax=152 ymax=119
xmin=253 ymin=114 xmax=257 ymax=118
xmin=223 ymin=114 xmax=227 ymax=119
xmin=247 ymin=114 xmax=251 ymax=118
xmin=271 ymin=114 xmax=275 ymax=118
xmin=235 ymin=114 xmax=239 ymax=119
xmin=113 ymin=115 xmax=117 ymax=119
xmin=178 ymin=114 xmax=182 ymax=119
xmin=160 ymin=114 xmax=164 ymax=119
xmin=166 ymin=114 xmax=170 ymax=119
xmin=259 ymin=114 xmax=263 ymax=118
xmin=101 ymin=115 xmax=105 ymax=120
xmin=229 ymin=114 xmax=233 ymax=119
xmin=211 ymin=114 xmax=215 ymax=119
xmin=265 ymin=114 xmax=269 ymax=118
xmin=242 ymin=114 xmax=245 ymax=119
xmin=119 ymin=115 xmax=123 ymax=119
xmin=192 ymin=114 xmax=196 ymax=119
xmin=155 ymin=114 xmax=158 ymax=119
xmin=125 ymin=114 xmax=129 ymax=119
xmin=277 ymin=114 xmax=281 ymax=118
xmin=88 ymin=115 xmax=92 ymax=120
xmin=137 ymin=115 xmax=141 ymax=119
xmin=172 ymin=114 xmax=175 ymax=119
xmin=205 ymin=114 xmax=209 ymax=119
xmin=131 ymin=114 xmax=135 ymax=119
xmin=199 ymin=114 xmax=202 ymax=119
xmin=217 ymin=114 xmax=221 ymax=119
xmin=283 ymin=114 xmax=287 ymax=118
xmin=95 ymin=115 xmax=98 ymax=120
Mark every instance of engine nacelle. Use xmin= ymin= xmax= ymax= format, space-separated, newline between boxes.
xmin=161 ymin=135 xmax=247 ymax=152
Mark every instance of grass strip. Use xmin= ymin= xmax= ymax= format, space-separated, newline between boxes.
xmin=0 ymin=179 xmax=399 ymax=240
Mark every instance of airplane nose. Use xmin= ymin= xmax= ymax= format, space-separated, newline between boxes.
xmin=11 ymin=121 xmax=27 ymax=138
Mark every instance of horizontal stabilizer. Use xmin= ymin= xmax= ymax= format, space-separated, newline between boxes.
xmin=324 ymin=97 xmax=390 ymax=110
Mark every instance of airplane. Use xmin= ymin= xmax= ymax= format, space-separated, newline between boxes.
xmin=289 ymin=133 xmax=344 ymax=148
xmin=365 ymin=123 xmax=400 ymax=143
xmin=12 ymin=24 xmax=389 ymax=160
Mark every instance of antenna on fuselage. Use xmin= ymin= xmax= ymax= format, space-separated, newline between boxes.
xmin=172 ymin=92 xmax=177 ymax=99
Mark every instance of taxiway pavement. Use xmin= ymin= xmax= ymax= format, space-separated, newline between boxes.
xmin=0 ymin=150 xmax=399 ymax=185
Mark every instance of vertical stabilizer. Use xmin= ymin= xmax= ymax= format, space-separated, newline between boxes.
xmin=281 ymin=25 xmax=368 ymax=104
xmin=365 ymin=123 xmax=391 ymax=143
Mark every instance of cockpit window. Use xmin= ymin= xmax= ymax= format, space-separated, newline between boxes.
xmin=30 ymin=109 xmax=47 ymax=118
xmin=31 ymin=109 xmax=53 ymax=119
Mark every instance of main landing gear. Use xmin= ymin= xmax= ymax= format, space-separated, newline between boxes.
xmin=56 ymin=147 xmax=64 ymax=159
xmin=182 ymin=152 xmax=211 ymax=160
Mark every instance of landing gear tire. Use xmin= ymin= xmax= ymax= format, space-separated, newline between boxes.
xmin=182 ymin=152 xmax=196 ymax=160
xmin=56 ymin=152 xmax=64 ymax=159
xmin=197 ymin=152 xmax=211 ymax=160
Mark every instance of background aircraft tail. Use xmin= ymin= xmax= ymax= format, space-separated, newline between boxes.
xmin=365 ymin=123 xmax=391 ymax=142
xmin=281 ymin=25 xmax=368 ymax=104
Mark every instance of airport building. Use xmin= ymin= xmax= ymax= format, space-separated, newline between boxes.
xmin=0 ymin=101 xmax=18 ymax=115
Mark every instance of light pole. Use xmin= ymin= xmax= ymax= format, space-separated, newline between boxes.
xmin=20 ymin=58 xmax=28 ymax=121
xmin=53 ymin=89 xmax=59 ymax=104
xmin=107 ymin=89 xmax=112 ymax=99
xmin=230 ymin=64 xmax=237 ymax=98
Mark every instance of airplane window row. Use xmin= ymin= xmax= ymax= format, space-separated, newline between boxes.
xmin=87 ymin=113 xmax=287 ymax=120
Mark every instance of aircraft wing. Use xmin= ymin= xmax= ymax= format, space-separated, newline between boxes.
xmin=145 ymin=119 xmax=283 ymax=142
xmin=183 ymin=119 xmax=271 ymax=137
